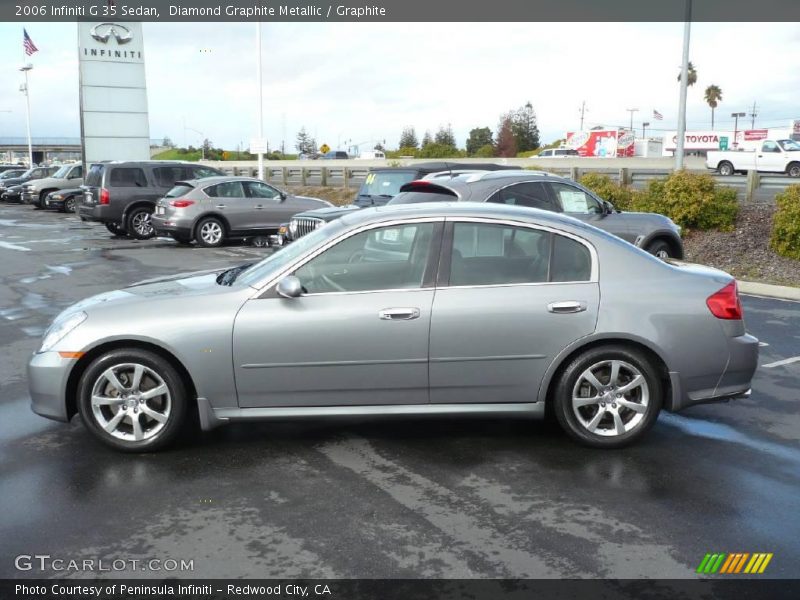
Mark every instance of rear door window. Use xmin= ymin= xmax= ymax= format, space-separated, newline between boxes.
xmin=547 ymin=182 xmax=603 ymax=214
xmin=550 ymin=234 xmax=592 ymax=282
xmin=153 ymin=166 xmax=187 ymax=187
xmin=205 ymin=181 xmax=245 ymax=198
xmin=244 ymin=181 xmax=280 ymax=199
xmin=109 ymin=168 xmax=147 ymax=188
xmin=487 ymin=182 xmax=556 ymax=211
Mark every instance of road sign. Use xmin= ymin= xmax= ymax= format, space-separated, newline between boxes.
xmin=250 ymin=138 xmax=268 ymax=154
xmin=719 ymin=137 xmax=729 ymax=150
xmin=320 ymin=143 xmax=330 ymax=154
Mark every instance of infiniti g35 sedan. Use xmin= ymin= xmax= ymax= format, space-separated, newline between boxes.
xmin=27 ymin=203 xmax=758 ymax=452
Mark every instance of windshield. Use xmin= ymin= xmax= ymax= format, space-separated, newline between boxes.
xmin=778 ymin=139 xmax=800 ymax=151
xmin=0 ymin=170 xmax=23 ymax=180
xmin=52 ymin=165 xmax=71 ymax=178
xmin=236 ymin=220 xmax=346 ymax=288
xmin=358 ymin=171 xmax=418 ymax=198
xmin=165 ymin=184 xmax=194 ymax=198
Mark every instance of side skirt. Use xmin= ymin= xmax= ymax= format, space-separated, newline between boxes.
xmin=196 ymin=398 xmax=544 ymax=431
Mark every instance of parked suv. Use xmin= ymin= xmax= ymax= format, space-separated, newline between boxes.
xmin=0 ymin=166 xmax=60 ymax=202
xmin=21 ymin=163 xmax=84 ymax=208
xmin=151 ymin=176 xmax=330 ymax=247
xmin=285 ymin=162 xmax=519 ymax=242
xmin=389 ymin=171 xmax=684 ymax=259
xmin=78 ymin=161 xmax=225 ymax=238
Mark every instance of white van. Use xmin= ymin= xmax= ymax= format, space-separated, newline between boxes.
xmin=357 ymin=150 xmax=386 ymax=160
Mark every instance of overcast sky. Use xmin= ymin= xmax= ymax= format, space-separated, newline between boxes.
xmin=0 ymin=22 xmax=799 ymax=152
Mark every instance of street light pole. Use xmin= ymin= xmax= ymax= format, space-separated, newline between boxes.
xmin=675 ymin=0 xmax=692 ymax=170
xmin=642 ymin=122 xmax=650 ymax=138
xmin=19 ymin=64 xmax=33 ymax=167
xmin=256 ymin=22 xmax=264 ymax=180
xmin=731 ymin=111 xmax=745 ymax=148
xmin=626 ymin=108 xmax=639 ymax=132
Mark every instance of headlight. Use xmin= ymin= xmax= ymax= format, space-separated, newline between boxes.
xmin=39 ymin=311 xmax=87 ymax=353
xmin=288 ymin=220 xmax=298 ymax=235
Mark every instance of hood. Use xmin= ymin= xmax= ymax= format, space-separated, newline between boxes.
xmin=616 ymin=211 xmax=680 ymax=231
xmin=293 ymin=205 xmax=361 ymax=221
xmin=288 ymin=195 xmax=333 ymax=209
xmin=28 ymin=176 xmax=72 ymax=189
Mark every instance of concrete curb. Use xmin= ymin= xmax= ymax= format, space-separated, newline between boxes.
xmin=739 ymin=280 xmax=800 ymax=301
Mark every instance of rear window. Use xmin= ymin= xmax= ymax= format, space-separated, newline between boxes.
xmin=388 ymin=190 xmax=457 ymax=205
xmin=109 ymin=168 xmax=147 ymax=188
xmin=359 ymin=171 xmax=418 ymax=199
xmin=165 ymin=184 xmax=194 ymax=198
xmin=190 ymin=166 xmax=224 ymax=178
xmin=85 ymin=164 xmax=105 ymax=186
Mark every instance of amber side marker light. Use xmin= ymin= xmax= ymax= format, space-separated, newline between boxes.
xmin=58 ymin=351 xmax=85 ymax=359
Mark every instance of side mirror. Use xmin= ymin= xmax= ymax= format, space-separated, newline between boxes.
xmin=603 ymin=200 xmax=616 ymax=214
xmin=276 ymin=275 xmax=303 ymax=298
xmin=279 ymin=192 xmax=287 ymax=201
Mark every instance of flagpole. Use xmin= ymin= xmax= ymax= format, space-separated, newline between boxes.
xmin=20 ymin=65 xmax=33 ymax=167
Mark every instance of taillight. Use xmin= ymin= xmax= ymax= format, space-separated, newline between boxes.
xmin=706 ymin=281 xmax=743 ymax=320
xmin=99 ymin=188 xmax=110 ymax=205
xmin=169 ymin=200 xmax=195 ymax=208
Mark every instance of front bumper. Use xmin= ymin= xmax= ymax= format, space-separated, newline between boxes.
xmin=2 ymin=191 xmax=22 ymax=202
xmin=27 ymin=351 xmax=75 ymax=423
xmin=21 ymin=191 xmax=35 ymax=204
xmin=45 ymin=196 xmax=65 ymax=209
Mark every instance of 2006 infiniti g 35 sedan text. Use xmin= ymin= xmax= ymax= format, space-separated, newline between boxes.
xmin=27 ymin=203 xmax=758 ymax=452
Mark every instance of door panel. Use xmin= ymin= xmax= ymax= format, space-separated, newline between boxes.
xmin=429 ymin=283 xmax=599 ymax=404
xmin=233 ymin=290 xmax=434 ymax=407
xmin=244 ymin=181 xmax=287 ymax=229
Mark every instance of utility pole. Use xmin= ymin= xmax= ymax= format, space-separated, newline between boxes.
xmin=731 ymin=112 xmax=745 ymax=148
xmin=579 ymin=100 xmax=587 ymax=130
xmin=675 ymin=0 xmax=692 ymax=170
xmin=626 ymin=108 xmax=639 ymax=132
xmin=19 ymin=64 xmax=33 ymax=167
xmin=749 ymin=101 xmax=758 ymax=129
xmin=256 ymin=22 xmax=264 ymax=179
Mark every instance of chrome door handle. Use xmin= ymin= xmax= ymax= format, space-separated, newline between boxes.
xmin=216 ymin=204 xmax=226 ymax=209
xmin=379 ymin=307 xmax=420 ymax=321
xmin=254 ymin=205 xmax=264 ymax=209
xmin=547 ymin=301 xmax=587 ymax=314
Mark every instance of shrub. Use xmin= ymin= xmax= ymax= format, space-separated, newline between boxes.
xmin=474 ymin=144 xmax=495 ymax=158
xmin=771 ymin=184 xmax=800 ymax=260
xmin=578 ymin=173 xmax=635 ymax=211
xmin=639 ymin=171 xmax=738 ymax=231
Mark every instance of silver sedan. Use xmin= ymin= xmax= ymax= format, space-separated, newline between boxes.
xmin=28 ymin=203 xmax=758 ymax=452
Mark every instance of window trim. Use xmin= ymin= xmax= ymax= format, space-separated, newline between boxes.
xmin=438 ymin=216 xmax=598 ymax=289
xmin=252 ymin=216 xmax=446 ymax=298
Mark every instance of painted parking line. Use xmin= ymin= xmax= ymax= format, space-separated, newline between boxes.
xmin=762 ymin=356 xmax=800 ymax=369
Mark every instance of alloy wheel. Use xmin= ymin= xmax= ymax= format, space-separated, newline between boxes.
xmin=131 ymin=211 xmax=153 ymax=237
xmin=89 ymin=363 xmax=171 ymax=442
xmin=200 ymin=221 xmax=223 ymax=245
xmin=571 ymin=359 xmax=649 ymax=437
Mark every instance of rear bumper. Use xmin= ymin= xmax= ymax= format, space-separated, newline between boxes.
xmin=151 ymin=215 xmax=193 ymax=238
xmin=669 ymin=333 xmax=759 ymax=411
xmin=78 ymin=204 xmax=118 ymax=223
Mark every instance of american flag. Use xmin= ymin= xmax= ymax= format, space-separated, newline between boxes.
xmin=653 ymin=109 xmax=664 ymax=121
xmin=23 ymin=29 xmax=38 ymax=56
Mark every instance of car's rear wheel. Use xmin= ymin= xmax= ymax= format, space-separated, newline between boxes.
xmin=105 ymin=222 xmax=126 ymax=236
xmin=127 ymin=206 xmax=155 ymax=239
xmin=77 ymin=349 xmax=188 ymax=452
xmin=195 ymin=217 xmax=226 ymax=248
xmin=553 ymin=345 xmax=662 ymax=448
xmin=35 ymin=190 xmax=51 ymax=209
xmin=645 ymin=239 xmax=673 ymax=259
xmin=718 ymin=161 xmax=735 ymax=176
xmin=787 ymin=162 xmax=800 ymax=178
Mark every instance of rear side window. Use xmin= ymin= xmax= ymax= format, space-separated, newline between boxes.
xmin=548 ymin=182 xmax=602 ymax=214
xmin=551 ymin=234 xmax=592 ymax=282
xmin=205 ymin=181 xmax=245 ymax=198
xmin=85 ymin=164 xmax=105 ymax=186
xmin=487 ymin=182 xmax=555 ymax=211
xmin=153 ymin=167 xmax=187 ymax=187
xmin=109 ymin=168 xmax=147 ymax=188
xmin=165 ymin=184 xmax=193 ymax=198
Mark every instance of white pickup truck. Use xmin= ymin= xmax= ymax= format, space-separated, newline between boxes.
xmin=706 ymin=138 xmax=800 ymax=177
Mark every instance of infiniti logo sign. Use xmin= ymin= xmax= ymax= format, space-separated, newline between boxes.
xmin=90 ymin=22 xmax=133 ymax=44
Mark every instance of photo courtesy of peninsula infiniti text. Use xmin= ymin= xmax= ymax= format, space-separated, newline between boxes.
xmin=27 ymin=203 xmax=758 ymax=452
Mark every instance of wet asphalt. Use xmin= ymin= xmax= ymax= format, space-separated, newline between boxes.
xmin=0 ymin=202 xmax=798 ymax=580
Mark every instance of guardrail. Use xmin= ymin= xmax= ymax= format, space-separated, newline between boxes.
xmin=209 ymin=163 xmax=793 ymax=202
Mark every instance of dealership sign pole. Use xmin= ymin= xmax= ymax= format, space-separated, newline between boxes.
xmin=675 ymin=0 xmax=692 ymax=170
xmin=256 ymin=22 xmax=264 ymax=180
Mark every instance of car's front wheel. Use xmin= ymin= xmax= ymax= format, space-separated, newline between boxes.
xmin=195 ymin=217 xmax=226 ymax=248
xmin=553 ymin=345 xmax=662 ymax=448
xmin=127 ymin=206 xmax=155 ymax=239
xmin=63 ymin=196 xmax=77 ymax=213
xmin=77 ymin=349 xmax=188 ymax=452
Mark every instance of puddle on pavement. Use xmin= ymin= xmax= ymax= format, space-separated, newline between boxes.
xmin=0 ymin=307 xmax=26 ymax=320
xmin=0 ymin=241 xmax=31 ymax=252
xmin=21 ymin=292 xmax=48 ymax=311
xmin=21 ymin=326 xmax=45 ymax=337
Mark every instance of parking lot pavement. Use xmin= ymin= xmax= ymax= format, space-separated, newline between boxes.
xmin=0 ymin=203 xmax=798 ymax=579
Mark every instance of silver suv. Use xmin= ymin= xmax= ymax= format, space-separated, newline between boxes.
xmin=389 ymin=171 xmax=684 ymax=259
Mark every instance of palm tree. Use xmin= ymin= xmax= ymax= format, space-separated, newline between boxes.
xmin=704 ymin=84 xmax=723 ymax=129
xmin=677 ymin=61 xmax=698 ymax=86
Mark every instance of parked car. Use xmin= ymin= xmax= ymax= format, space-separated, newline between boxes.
xmin=28 ymin=202 xmax=757 ymax=452
xmin=150 ymin=176 xmax=331 ymax=247
xmin=320 ymin=151 xmax=349 ymax=159
xmin=706 ymin=138 xmax=800 ymax=176
xmin=44 ymin=187 xmax=83 ymax=213
xmin=0 ymin=168 xmax=26 ymax=181
xmin=78 ymin=161 xmax=225 ymax=239
xmin=538 ymin=148 xmax=579 ymax=158
xmin=284 ymin=162 xmax=520 ymax=242
xmin=0 ymin=166 xmax=60 ymax=200
xmin=357 ymin=150 xmax=386 ymax=159
xmin=388 ymin=171 xmax=684 ymax=259
xmin=21 ymin=163 xmax=84 ymax=208
xmin=0 ymin=164 xmax=25 ymax=174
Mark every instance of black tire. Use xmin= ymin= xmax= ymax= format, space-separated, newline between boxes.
xmin=553 ymin=345 xmax=663 ymax=449
xmin=787 ymin=162 xmax=800 ymax=178
xmin=645 ymin=239 xmax=673 ymax=260
xmin=718 ymin=161 xmax=735 ymax=176
xmin=105 ymin=222 xmax=127 ymax=236
xmin=64 ymin=196 xmax=77 ymax=213
xmin=126 ymin=206 xmax=155 ymax=240
xmin=195 ymin=217 xmax=226 ymax=248
xmin=36 ymin=190 xmax=52 ymax=209
xmin=77 ymin=348 xmax=189 ymax=452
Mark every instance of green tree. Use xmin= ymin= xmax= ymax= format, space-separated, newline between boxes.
xmin=704 ymin=84 xmax=723 ymax=129
xmin=496 ymin=118 xmax=517 ymax=157
xmin=421 ymin=130 xmax=433 ymax=148
xmin=434 ymin=124 xmax=456 ymax=147
xmin=161 ymin=136 xmax=174 ymax=148
xmin=466 ymin=127 xmax=493 ymax=155
xmin=295 ymin=127 xmax=316 ymax=154
xmin=677 ymin=61 xmax=698 ymax=86
xmin=398 ymin=127 xmax=418 ymax=149
xmin=474 ymin=144 xmax=495 ymax=158
xmin=502 ymin=102 xmax=540 ymax=153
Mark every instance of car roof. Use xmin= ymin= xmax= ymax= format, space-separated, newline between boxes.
xmin=176 ymin=175 xmax=266 ymax=186
xmin=396 ymin=171 xmax=568 ymax=198
xmin=369 ymin=162 xmax=520 ymax=174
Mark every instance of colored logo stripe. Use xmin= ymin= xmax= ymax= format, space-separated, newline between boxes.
xmin=698 ymin=553 xmax=773 ymax=574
